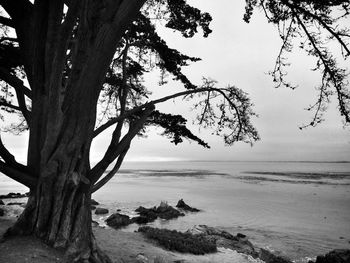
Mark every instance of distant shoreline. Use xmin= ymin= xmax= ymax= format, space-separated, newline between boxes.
xmin=123 ymin=160 xmax=350 ymax=163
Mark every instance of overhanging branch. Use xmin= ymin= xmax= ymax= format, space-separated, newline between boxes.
xmin=91 ymin=145 xmax=129 ymax=193
xmin=94 ymin=86 xmax=243 ymax=139
xmin=0 ymin=160 xmax=36 ymax=188
xmin=0 ymin=16 xmax=14 ymax=27
xmin=89 ymin=105 xmax=155 ymax=184
xmin=0 ymin=67 xmax=32 ymax=98
xmin=0 ymin=135 xmax=29 ymax=174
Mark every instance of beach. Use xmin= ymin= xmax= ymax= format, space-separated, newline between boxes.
xmin=1 ymin=161 xmax=350 ymax=262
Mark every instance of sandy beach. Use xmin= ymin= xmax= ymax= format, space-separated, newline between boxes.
xmin=0 ymin=217 xmax=262 ymax=263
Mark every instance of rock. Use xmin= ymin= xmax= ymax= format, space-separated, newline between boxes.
xmin=156 ymin=202 xmax=184 ymax=220
xmin=186 ymin=225 xmax=258 ymax=258
xmin=136 ymin=254 xmax=149 ymax=263
xmin=0 ymin=192 xmax=27 ymax=199
xmin=0 ymin=207 xmax=4 ymax=216
xmin=310 ymin=249 xmax=350 ymax=263
xmin=135 ymin=206 xmax=158 ymax=223
xmin=259 ymin=248 xmax=292 ymax=263
xmin=134 ymin=202 xmax=184 ymax=223
xmin=95 ymin=207 xmax=109 ymax=215
xmin=237 ymin=233 xmax=246 ymax=238
xmin=0 ymin=199 xmax=4 ymax=205
xmin=106 ymin=213 xmax=133 ymax=229
xmin=176 ymin=199 xmax=200 ymax=212
xmin=91 ymin=205 xmax=96 ymax=210
xmin=90 ymin=199 xmax=99 ymax=205
xmin=132 ymin=215 xmax=152 ymax=224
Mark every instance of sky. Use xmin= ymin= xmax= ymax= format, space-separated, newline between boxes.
xmin=1 ymin=0 xmax=350 ymax=163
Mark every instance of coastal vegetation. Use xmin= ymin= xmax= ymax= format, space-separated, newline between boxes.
xmin=0 ymin=0 xmax=349 ymax=262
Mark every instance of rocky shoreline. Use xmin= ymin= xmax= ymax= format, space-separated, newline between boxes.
xmin=1 ymin=193 xmax=350 ymax=263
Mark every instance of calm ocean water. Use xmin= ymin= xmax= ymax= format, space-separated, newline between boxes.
xmin=1 ymin=161 xmax=350 ymax=262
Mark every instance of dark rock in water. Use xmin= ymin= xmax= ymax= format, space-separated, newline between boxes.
xmin=91 ymin=205 xmax=96 ymax=210
xmin=259 ymin=248 xmax=292 ymax=263
xmin=90 ymin=199 xmax=99 ymax=205
xmin=95 ymin=207 xmax=109 ymax=215
xmin=0 ymin=192 xmax=27 ymax=199
xmin=135 ymin=206 xmax=158 ymax=223
xmin=135 ymin=201 xmax=184 ymax=223
xmin=0 ymin=207 xmax=4 ymax=216
xmin=186 ymin=225 xmax=259 ymax=258
xmin=138 ymin=226 xmax=217 ymax=255
xmin=237 ymin=233 xmax=246 ymax=238
xmin=106 ymin=213 xmax=133 ymax=229
xmin=116 ymin=209 xmax=121 ymax=212
xmin=176 ymin=199 xmax=200 ymax=212
xmin=156 ymin=202 xmax=184 ymax=220
xmin=7 ymin=202 xmax=25 ymax=206
xmin=132 ymin=215 xmax=152 ymax=224
xmin=0 ymin=199 xmax=4 ymax=205
xmin=310 ymin=249 xmax=350 ymax=263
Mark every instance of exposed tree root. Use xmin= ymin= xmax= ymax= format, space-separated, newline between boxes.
xmin=64 ymin=238 xmax=113 ymax=263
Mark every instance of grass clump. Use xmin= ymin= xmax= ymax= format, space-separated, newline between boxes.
xmin=138 ymin=226 xmax=217 ymax=255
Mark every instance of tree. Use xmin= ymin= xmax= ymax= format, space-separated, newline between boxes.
xmin=245 ymin=0 xmax=350 ymax=128
xmin=0 ymin=1 xmax=348 ymax=262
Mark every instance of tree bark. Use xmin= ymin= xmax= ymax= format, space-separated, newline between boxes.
xmin=0 ymin=1 xmax=148 ymax=261
xmin=5 ymin=168 xmax=112 ymax=262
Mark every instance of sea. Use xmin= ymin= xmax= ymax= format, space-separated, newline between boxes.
xmin=1 ymin=161 xmax=350 ymax=262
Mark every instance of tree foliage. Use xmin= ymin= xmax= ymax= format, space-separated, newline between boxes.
xmin=245 ymin=0 xmax=350 ymax=128
xmin=0 ymin=0 xmax=349 ymax=262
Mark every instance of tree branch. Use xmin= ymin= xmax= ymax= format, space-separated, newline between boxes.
xmin=0 ymin=16 xmax=14 ymax=27
xmin=293 ymin=11 xmax=350 ymax=123
xmin=94 ymin=86 xmax=244 ymax=139
xmin=0 ymin=0 xmax=34 ymax=83
xmin=0 ymin=67 xmax=32 ymax=98
xmin=0 ymin=100 xmax=21 ymax=111
xmin=0 ymin=67 xmax=32 ymax=125
xmin=0 ymin=135 xmax=28 ymax=173
xmin=286 ymin=2 xmax=350 ymax=57
xmin=0 ymin=160 xmax=36 ymax=188
xmin=89 ymin=105 xmax=154 ymax=184
xmin=91 ymin=145 xmax=129 ymax=193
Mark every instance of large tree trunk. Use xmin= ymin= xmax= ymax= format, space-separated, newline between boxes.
xmin=1 ymin=1 xmax=148 ymax=262
xmin=5 ymin=165 xmax=112 ymax=262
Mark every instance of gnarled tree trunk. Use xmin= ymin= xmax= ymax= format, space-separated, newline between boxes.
xmin=1 ymin=1 xmax=147 ymax=261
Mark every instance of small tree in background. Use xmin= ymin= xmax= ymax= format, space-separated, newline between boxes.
xmin=0 ymin=0 xmax=348 ymax=262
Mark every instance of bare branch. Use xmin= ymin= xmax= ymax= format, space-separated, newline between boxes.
xmin=0 ymin=135 xmax=28 ymax=172
xmin=91 ymin=145 xmax=129 ymax=193
xmin=0 ymin=99 xmax=21 ymax=111
xmin=0 ymin=67 xmax=32 ymax=98
xmin=294 ymin=11 xmax=350 ymax=124
xmin=0 ymin=37 xmax=18 ymax=43
xmin=0 ymin=160 xmax=36 ymax=188
xmin=287 ymin=2 xmax=350 ymax=57
xmin=89 ymin=105 xmax=154 ymax=184
xmin=0 ymin=16 xmax=14 ymax=27
xmin=94 ymin=86 xmax=244 ymax=138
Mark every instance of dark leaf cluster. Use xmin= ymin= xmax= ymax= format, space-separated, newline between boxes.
xmin=146 ymin=110 xmax=210 ymax=148
xmin=128 ymin=13 xmax=201 ymax=89
xmin=166 ymin=0 xmax=213 ymax=38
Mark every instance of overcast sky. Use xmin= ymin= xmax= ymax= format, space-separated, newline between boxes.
xmin=2 ymin=0 xmax=350 ymax=163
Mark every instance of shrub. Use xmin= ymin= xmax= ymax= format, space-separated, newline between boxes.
xmin=138 ymin=226 xmax=217 ymax=255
